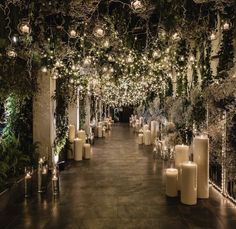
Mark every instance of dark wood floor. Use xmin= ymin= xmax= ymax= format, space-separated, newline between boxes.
xmin=1 ymin=124 xmax=236 ymax=229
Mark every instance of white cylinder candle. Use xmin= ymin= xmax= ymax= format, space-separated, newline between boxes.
xmin=138 ymin=134 xmax=143 ymax=145
xmin=84 ymin=143 xmax=91 ymax=159
xmin=74 ymin=138 xmax=83 ymax=161
xmin=98 ymin=126 xmax=103 ymax=138
xmin=193 ymin=135 xmax=209 ymax=199
xmin=151 ymin=121 xmax=158 ymax=143
xmin=181 ymin=161 xmax=197 ymax=205
xmin=78 ymin=130 xmax=86 ymax=145
xmin=166 ymin=168 xmax=178 ymax=197
xmin=68 ymin=124 xmax=75 ymax=142
xmin=175 ymin=144 xmax=189 ymax=190
xmin=144 ymin=130 xmax=151 ymax=145
xmin=143 ymin=124 xmax=149 ymax=131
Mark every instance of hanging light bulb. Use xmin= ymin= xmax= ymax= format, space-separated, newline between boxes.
xmin=131 ymin=0 xmax=146 ymax=13
xmin=83 ymin=57 xmax=91 ymax=66
xmin=152 ymin=50 xmax=161 ymax=59
xmin=12 ymin=35 xmax=18 ymax=43
xmin=126 ymin=55 xmax=134 ymax=63
xmin=18 ymin=19 xmax=31 ymax=35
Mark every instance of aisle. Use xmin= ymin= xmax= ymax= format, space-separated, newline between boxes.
xmin=1 ymin=124 xmax=236 ymax=229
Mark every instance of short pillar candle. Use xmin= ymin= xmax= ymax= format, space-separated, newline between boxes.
xmin=138 ymin=134 xmax=143 ymax=144
xmin=78 ymin=130 xmax=86 ymax=145
xmin=165 ymin=168 xmax=178 ymax=197
xmin=74 ymin=138 xmax=83 ymax=161
xmin=98 ymin=125 xmax=103 ymax=138
xmin=181 ymin=161 xmax=197 ymax=205
xmin=84 ymin=143 xmax=91 ymax=159
xmin=193 ymin=135 xmax=209 ymax=199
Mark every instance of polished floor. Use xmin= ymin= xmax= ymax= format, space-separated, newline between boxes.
xmin=1 ymin=124 xmax=236 ymax=229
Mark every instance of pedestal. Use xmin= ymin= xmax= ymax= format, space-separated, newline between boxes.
xmin=138 ymin=134 xmax=143 ymax=145
xmin=193 ymin=135 xmax=209 ymax=199
xmin=144 ymin=130 xmax=151 ymax=145
xmin=181 ymin=161 xmax=197 ymax=205
xmin=84 ymin=143 xmax=91 ymax=159
xmin=74 ymin=138 xmax=83 ymax=161
xmin=166 ymin=168 xmax=178 ymax=197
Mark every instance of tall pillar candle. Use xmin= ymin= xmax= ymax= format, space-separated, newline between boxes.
xmin=151 ymin=121 xmax=158 ymax=143
xmin=98 ymin=125 xmax=103 ymax=138
xmin=68 ymin=124 xmax=75 ymax=142
xmin=74 ymin=138 xmax=83 ymax=161
xmin=175 ymin=144 xmax=189 ymax=190
xmin=181 ymin=161 xmax=197 ymax=205
xmin=165 ymin=168 xmax=178 ymax=197
xmin=144 ymin=130 xmax=151 ymax=145
xmin=193 ymin=135 xmax=209 ymax=199
xmin=78 ymin=130 xmax=86 ymax=145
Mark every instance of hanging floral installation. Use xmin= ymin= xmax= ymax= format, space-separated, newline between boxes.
xmin=0 ymin=0 xmax=236 ymax=196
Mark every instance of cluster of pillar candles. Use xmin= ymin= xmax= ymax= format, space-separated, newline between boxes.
xmin=130 ymin=115 xmax=209 ymax=205
xmin=24 ymin=157 xmax=59 ymax=197
xmin=68 ymin=118 xmax=113 ymax=161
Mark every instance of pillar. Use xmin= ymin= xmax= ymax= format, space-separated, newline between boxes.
xmin=84 ymin=94 xmax=91 ymax=135
xmin=33 ymin=70 xmax=56 ymax=163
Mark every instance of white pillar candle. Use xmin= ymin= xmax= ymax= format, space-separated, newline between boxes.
xmin=181 ymin=161 xmax=197 ymax=205
xmin=175 ymin=144 xmax=189 ymax=190
xmin=138 ymin=134 xmax=143 ymax=145
xmin=166 ymin=168 xmax=178 ymax=197
xmin=84 ymin=143 xmax=91 ymax=159
xmin=68 ymin=124 xmax=75 ymax=142
xmin=74 ymin=138 xmax=83 ymax=161
xmin=151 ymin=120 xmax=158 ymax=143
xmin=102 ymin=127 xmax=106 ymax=137
xmin=143 ymin=124 xmax=149 ymax=131
xmin=135 ymin=120 xmax=141 ymax=133
xmin=144 ymin=130 xmax=151 ymax=145
xmin=97 ymin=125 xmax=103 ymax=138
xmin=78 ymin=130 xmax=86 ymax=145
xmin=193 ymin=135 xmax=209 ymax=199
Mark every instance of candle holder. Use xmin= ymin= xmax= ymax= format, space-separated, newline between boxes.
xmin=24 ymin=167 xmax=33 ymax=198
xmin=52 ymin=166 xmax=60 ymax=195
xmin=38 ymin=158 xmax=43 ymax=193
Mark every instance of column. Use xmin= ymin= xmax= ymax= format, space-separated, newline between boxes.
xmin=33 ymin=70 xmax=56 ymax=164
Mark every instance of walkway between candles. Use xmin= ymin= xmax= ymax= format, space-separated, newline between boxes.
xmin=1 ymin=124 xmax=236 ymax=229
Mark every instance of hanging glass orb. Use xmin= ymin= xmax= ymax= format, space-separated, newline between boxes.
xmin=83 ymin=57 xmax=91 ymax=66
xmin=126 ymin=55 xmax=134 ymax=63
xmin=69 ymin=29 xmax=78 ymax=38
xmin=6 ymin=47 xmax=17 ymax=58
xmin=152 ymin=50 xmax=161 ymax=59
xmin=93 ymin=26 xmax=105 ymax=38
xmin=103 ymin=39 xmax=110 ymax=48
xmin=172 ymin=32 xmax=181 ymax=41
xmin=222 ymin=21 xmax=230 ymax=31
xmin=18 ymin=19 xmax=31 ymax=35
xmin=12 ymin=35 xmax=18 ymax=43
xmin=131 ymin=0 xmax=146 ymax=13
xmin=189 ymin=55 xmax=195 ymax=62
xmin=41 ymin=66 xmax=47 ymax=73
